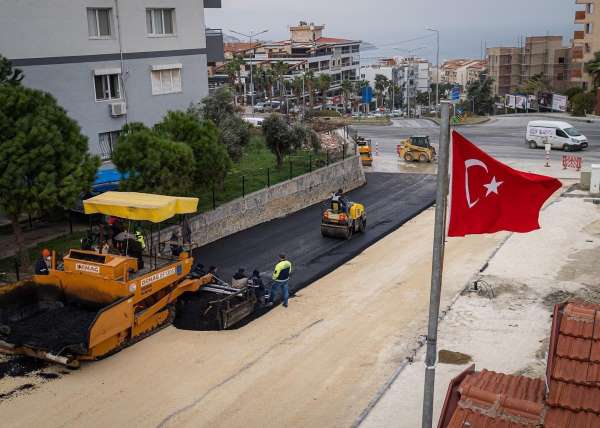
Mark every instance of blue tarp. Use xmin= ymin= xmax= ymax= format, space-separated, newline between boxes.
xmin=93 ymin=167 xmax=125 ymax=193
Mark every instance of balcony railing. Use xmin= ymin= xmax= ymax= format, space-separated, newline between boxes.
xmin=206 ymin=28 xmax=224 ymax=63
xmin=571 ymin=68 xmax=583 ymax=79
xmin=572 ymin=47 xmax=584 ymax=59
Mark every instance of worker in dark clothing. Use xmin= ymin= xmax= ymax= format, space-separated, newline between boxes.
xmin=248 ymin=269 xmax=266 ymax=306
xmin=231 ymin=268 xmax=248 ymax=289
xmin=332 ymin=188 xmax=349 ymax=213
xmin=270 ymin=254 xmax=293 ymax=308
xmin=34 ymin=249 xmax=51 ymax=275
xmin=190 ymin=262 xmax=206 ymax=279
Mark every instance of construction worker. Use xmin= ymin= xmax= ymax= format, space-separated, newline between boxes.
xmin=135 ymin=229 xmax=146 ymax=250
xmin=231 ymin=268 xmax=248 ymax=289
xmin=270 ymin=254 xmax=292 ymax=308
xmin=35 ymin=249 xmax=51 ymax=275
xmin=332 ymin=188 xmax=348 ymax=213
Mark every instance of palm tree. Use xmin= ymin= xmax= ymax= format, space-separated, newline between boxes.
xmin=374 ymin=74 xmax=389 ymax=109
xmin=318 ymin=74 xmax=332 ymax=108
xmin=341 ymin=79 xmax=353 ymax=112
xmin=272 ymin=61 xmax=289 ymax=104
xmin=585 ymin=51 xmax=600 ymax=88
xmin=305 ymin=70 xmax=317 ymax=109
xmin=225 ymin=55 xmax=244 ymax=106
xmin=292 ymin=76 xmax=304 ymax=110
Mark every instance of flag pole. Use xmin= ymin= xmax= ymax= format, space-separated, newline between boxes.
xmin=421 ymin=101 xmax=451 ymax=428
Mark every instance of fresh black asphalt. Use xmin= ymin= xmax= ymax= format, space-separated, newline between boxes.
xmin=193 ymin=172 xmax=436 ymax=294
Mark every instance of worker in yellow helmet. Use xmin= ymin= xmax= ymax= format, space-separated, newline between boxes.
xmin=270 ymin=254 xmax=292 ymax=308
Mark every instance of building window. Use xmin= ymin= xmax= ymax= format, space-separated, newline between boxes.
xmin=146 ymin=9 xmax=175 ymax=36
xmin=151 ymin=68 xmax=182 ymax=95
xmin=98 ymin=131 xmax=121 ymax=160
xmin=94 ymin=74 xmax=121 ymax=101
xmin=87 ymin=8 xmax=112 ymax=38
xmin=558 ymin=57 xmax=565 ymax=64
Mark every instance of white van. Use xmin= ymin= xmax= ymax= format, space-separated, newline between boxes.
xmin=526 ymin=120 xmax=588 ymax=151
xmin=242 ymin=116 xmax=264 ymax=127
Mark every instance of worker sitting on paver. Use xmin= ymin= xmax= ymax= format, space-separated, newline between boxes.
xmin=270 ymin=254 xmax=293 ymax=308
xmin=34 ymin=249 xmax=51 ymax=275
xmin=231 ymin=268 xmax=248 ymax=289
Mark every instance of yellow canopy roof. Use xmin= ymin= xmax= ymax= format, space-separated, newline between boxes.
xmin=83 ymin=192 xmax=198 ymax=223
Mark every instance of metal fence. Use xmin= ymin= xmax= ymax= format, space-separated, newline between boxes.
xmin=197 ymin=146 xmax=351 ymax=212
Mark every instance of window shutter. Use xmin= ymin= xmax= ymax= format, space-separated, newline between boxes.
xmin=87 ymin=9 xmax=97 ymax=37
xmin=151 ymin=70 xmax=162 ymax=94
xmin=161 ymin=70 xmax=173 ymax=93
xmin=146 ymin=10 xmax=153 ymax=34
xmin=172 ymin=69 xmax=182 ymax=92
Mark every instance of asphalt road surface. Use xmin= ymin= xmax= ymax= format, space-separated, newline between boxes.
xmin=194 ymin=172 xmax=436 ymax=293
xmin=353 ymin=115 xmax=600 ymax=164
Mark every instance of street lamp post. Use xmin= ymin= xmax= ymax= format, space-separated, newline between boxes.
xmin=230 ymin=29 xmax=269 ymax=116
xmin=426 ymin=28 xmax=440 ymax=117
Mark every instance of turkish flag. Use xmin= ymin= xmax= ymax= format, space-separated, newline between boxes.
xmin=448 ymin=131 xmax=562 ymax=237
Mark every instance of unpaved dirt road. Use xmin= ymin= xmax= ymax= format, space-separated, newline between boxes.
xmin=0 ymin=209 xmax=503 ymax=428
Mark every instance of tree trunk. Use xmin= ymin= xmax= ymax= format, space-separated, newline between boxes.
xmin=11 ymin=215 xmax=29 ymax=271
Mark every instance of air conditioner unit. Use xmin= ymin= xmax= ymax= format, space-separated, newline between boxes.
xmin=110 ymin=102 xmax=127 ymax=117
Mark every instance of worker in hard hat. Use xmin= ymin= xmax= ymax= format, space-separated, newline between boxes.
xmin=270 ymin=254 xmax=293 ymax=308
xmin=34 ymin=249 xmax=51 ymax=275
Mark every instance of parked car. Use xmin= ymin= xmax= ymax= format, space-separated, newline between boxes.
xmin=242 ymin=116 xmax=265 ymax=127
xmin=526 ymin=121 xmax=588 ymax=151
xmin=254 ymin=102 xmax=266 ymax=112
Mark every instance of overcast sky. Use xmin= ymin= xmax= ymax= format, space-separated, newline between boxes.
xmin=206 ymin=0 xmax=578 ymax=62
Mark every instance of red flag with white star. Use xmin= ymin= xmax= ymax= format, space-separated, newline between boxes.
xmin=448 ymin=131 xmax=562 ymax=237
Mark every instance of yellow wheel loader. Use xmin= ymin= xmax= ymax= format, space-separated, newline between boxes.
xmin=397 ymin=135 xmax=437 ymax=163
xmin=321 ymin=198 xmax=367 ymax=240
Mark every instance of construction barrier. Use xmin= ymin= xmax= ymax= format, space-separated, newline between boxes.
xmin=562 ymin=155 xmax=582 ymax=171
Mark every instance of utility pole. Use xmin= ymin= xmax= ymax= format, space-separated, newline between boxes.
xmin=421 ymin=101 xmax=451 ymax=428
xmin=427 ymin=28 xmax=440 ymax=117
xmin=230 ymin=29 xmax=269 ymax=116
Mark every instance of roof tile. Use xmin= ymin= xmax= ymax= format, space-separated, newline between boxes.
xmin=547 ymin=380 xmax=600 ymax=413
xmin=556 ymin=335 xmax=592 ymax=361
xmin=545 ymin=408 xmax=600 ymax=428
xmin=447 ymin=407 xmax=539 ymax=428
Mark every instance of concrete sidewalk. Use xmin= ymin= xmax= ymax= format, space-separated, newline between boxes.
xmin=359 ymin=196 xmax=600 ymax=427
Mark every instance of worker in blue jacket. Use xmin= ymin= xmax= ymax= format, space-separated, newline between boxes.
xmin=270 ymin=254 xmax=293 ymax=308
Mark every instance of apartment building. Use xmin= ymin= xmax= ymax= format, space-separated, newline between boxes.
xmin=440 ymin=59 xmax=486 ymax=87
xmin=487 ymin=36 xmax=571 ymax=97
xmin=236 ymin=22 xmax=361 ymax=88
xmin=0 ymin=0 xmax=224 ymax=159
xmin=571 ymin=0 xmax=599 ymax=89
xmin=360 ymin=57 xmax=431 ymax=105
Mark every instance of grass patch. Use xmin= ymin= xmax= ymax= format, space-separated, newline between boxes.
xmin=0 ymin=231 xmax=86 ymax=277
xmin=196 ymin=135 xmax=333 ymax=212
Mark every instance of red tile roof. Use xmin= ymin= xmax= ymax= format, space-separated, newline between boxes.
xmin=442 ymin=369 xmax=545 ymax=428
xmin=545 ymin=302 xmax=600 ymax=426
xmin=439 ymin=301 xmax=600 ymax=428
xmin=316 ymin=37 xmax=356 ymax=45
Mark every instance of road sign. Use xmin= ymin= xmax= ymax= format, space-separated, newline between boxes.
xmin=362 ymin=86 xmax=373 ymax=104
xmin=450 ymin=86 xmax=460 ymax=102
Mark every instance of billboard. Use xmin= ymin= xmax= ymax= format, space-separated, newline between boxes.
xmin=505 ymin=94 xmax=516 ymax=109
xmin=552 ymin=94 xmax=567 ymax=112
xmin=515 ymin=95 xmax=527 ymax=110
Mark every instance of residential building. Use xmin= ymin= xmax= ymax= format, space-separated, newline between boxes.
xmin=230 ymin=22 xmax=361 ymax=91
xmin=0 ymin=0 xmax=224 ymax=159
xmin=487 ymin=36 xmax=571 ymax=97
xmin=360 ymin=56 xmax=431 ymax=109
xmin=571 ymin=0 xmax=599 ymax=90
xmin=440 ymin=59 xmax=486 ymax=87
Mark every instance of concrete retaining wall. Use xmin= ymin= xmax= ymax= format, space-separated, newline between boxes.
xmin=158 ymin=155 xmax=366 ymax=248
